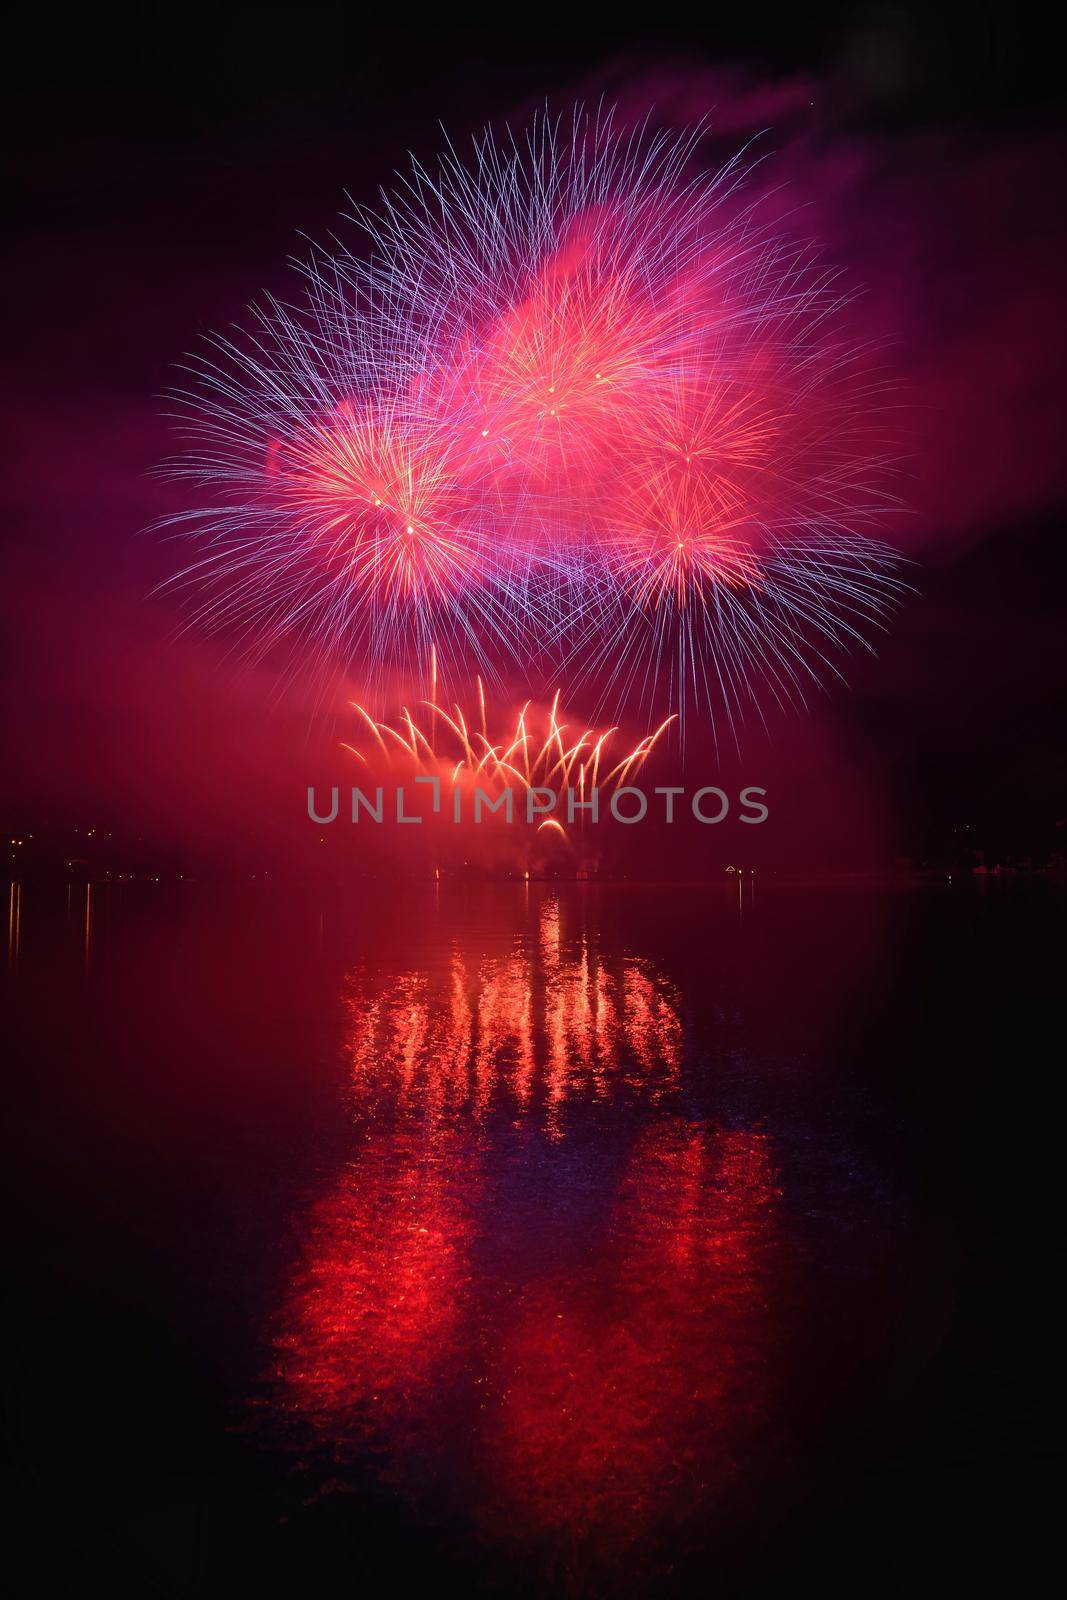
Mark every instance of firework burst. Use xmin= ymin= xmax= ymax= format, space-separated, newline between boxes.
xmin=162 ymin=106 xmax=905 ymax=736
xmin=343 ymin=664 xmax=676 ymax=839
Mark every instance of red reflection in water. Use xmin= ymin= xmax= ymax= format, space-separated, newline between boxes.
xmin=271 ymin=900 xmax=782 ymax=1575
xmin=342 ymin=897 xmax=682 ymax=1131
xmin=486 ymin=1122 xmax=781 ymax=1553
xmin=274 ymin=1128 xmax=482 ymax=1442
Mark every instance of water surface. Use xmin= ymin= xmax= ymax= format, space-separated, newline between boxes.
xmin=2 ymin=879 xmax=1057 ymax=1594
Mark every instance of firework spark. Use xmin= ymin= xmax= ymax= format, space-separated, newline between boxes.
xmin=162 ymin=106 xmax=905 ymax=735
xmin=342 ymin=670 xmax=676 ymax=835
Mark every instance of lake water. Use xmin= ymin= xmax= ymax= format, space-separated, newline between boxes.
xmin=2 ymin=878 xmax=1057 ymax=1594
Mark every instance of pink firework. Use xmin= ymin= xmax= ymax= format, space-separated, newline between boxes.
xmin=162 ymin=106 xmax=904 ymax=733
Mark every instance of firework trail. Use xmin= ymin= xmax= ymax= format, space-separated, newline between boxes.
xmin=162 ymin=106 xmax=905 ymax=737
xmin=343 ymin=664 xmax=676 ymax=840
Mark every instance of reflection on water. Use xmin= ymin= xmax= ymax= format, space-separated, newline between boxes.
xmin=2 ymin=874 xmax=1054 ymax=1594
xmin=487 ymin=1122 xmax=780 ymax=1557
xmin=342 ymin=898 xmax=683 ymax=1130
xmin=268 ymin=894 xmax=809 ymax=1588
xmin=7 ymin=879 xmax=20 ymax=962
xmin=275 ymin=1126 xmax=484 ymax=1444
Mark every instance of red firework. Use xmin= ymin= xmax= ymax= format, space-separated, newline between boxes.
xmin=167 ymin=108 xmax=904 ymax=728
xmin=274 ymin=399 xmax=484 ymax=607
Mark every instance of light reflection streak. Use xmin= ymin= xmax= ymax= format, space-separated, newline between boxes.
xmin=7 ymin=881 xmax=21 ymax=963
xmin=270 ymin=895 xmax=784 ymax=1576
xmin=343 ymin=899 xmax=683 ymax=1131
xmin=273 ymin=1127 xmax=483 ymax=1447
xmin=486 ymin=1122 xmax=781 ymax=1555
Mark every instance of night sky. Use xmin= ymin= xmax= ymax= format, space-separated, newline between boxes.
xmin=3 ymin=7 xmax=1063 ymax=869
